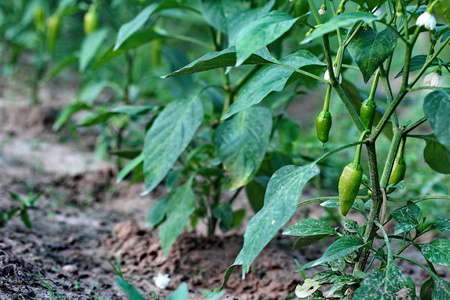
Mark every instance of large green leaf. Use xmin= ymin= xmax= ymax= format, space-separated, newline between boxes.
xmin=421 ymin=135 xmax=450 ymax=174
xmin=299 ymin=236 xmax=365 ymax=270
xmin=143 ymin=97 xmax=203 ymax=194
xmin=235 ymin=10 xmax=299 ymax=66
xmin=283 ymin=219 xmax=336 ymax=249
xmin=215 ymin=107 xmax=272 ymax=189
xmin=167 ymin=282 xmax=189 ymax=300
xmin=390 ymin=201 xmax=423 ymax=235
xmin=223 ymin=50 xmax=325 ymax=119
xmin=301 ymin=12 xmax=382 ymax=44
xmin=347 ymin=27 xmax=398 ymax=83
xmin=228 ymin=0 xmax=275 ymax=46
xmin=159 ymin=180 xmax=196 ymax=258
xmin=423 ymin=89 xmax=450 ymax=151
xmin=162 ymin=47 xmax=278 ymax=78
xmin=222 ymin=163 xmax=319 ymax=283
xmin=435 ymin=0 xmax=450 ymax=25
xmin=421 ymin=239 xmax=450 ymax=267
xmin=79 ymin=28 xmax=108 ymax=72
xmin=394 ymin=55 xmax=447 ymax=78
xmin=201 ymin=0 xmax=240 ymax=34
xmin=114 ymin=0 xmax=181 ymax=51
xmin=353 ymin=262 xmax=414 ymax=299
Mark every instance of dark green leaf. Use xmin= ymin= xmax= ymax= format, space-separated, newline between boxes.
xmin=347 ymin=27 xmax=398 ymax=83
xmin=78 ymin=112 xmax=117 ymax=127
xmin=222 ymin=163 xmax=319 ymax=283
xmin=143 ymin=97 xmax=203 ymax=194
xmin=146 ymin=196 xmax=169 ymax=228
xmin=114 ymin=0 xmax=181 ymax=51
xmin=423 ymin=89 xmax=450 ymax=151
xmin=213 ymin=203 xmax=233 ymax=231
xmin=394 ymin=55 xmax=446 ymax=78
xmin=283 ymin=219 xmax=335 ymax=237
xmin=117 ymin=153 xmax=143 ymax=183
xmin=201 ymin=0 xmax=240 ymax=33
xmin=79 ymin=28 xmax=108 ymax=72
xmin=421 ymin=239 xmax=450 ymax=266
xmin=215 ymin=107 xmax=272 ymax=189
xmin=328 ymin=275 xmax=356 ymax=297
xmin=350 ymin=0 xmax=386 ymax=10
xmin=391 ymin=201 xmax=423 ymax=226
xmin=40 ymin=54 xmax=78 ymax=85
xmin=301 ymin=12 xmax=382 ymax=44
xmin=423 ymin=135 xmax=450 ymax=174
xmin=109 ymin=149 xmax=141 ymax=159
xmin=162 ymin=47 xmax=277 ymax=78
xmin=435 ymin=217 xmax=450 ymax=233
xmin=245 ymin=177 xmax=269 ymax=213
xmin=342 ymin=219 xmax=359 ymax=233
xmin=20 ymin=210 xmax=32 ymax=228
xmin=235 ymin=10 xmax=299 ymax=66
xmin=232 ymin=209 xmax=246 ymax=228
xmin=115 ymin=277 xmax=146 ymax=300
xmin=353 ymin=262 xmax=414 ymax=299
xmin=435 ymin=1 xmax=450 ymax=25
xmin=112 ymin=105 xmax=156 ymax=115
xmin=159 ymin=180 xmax=196 ymax=258
xmin=77 ymin=80 xmax=108 ymax=105
xmin=300 ymin=236 xmax=365 ymax=271
xmin=53 ymin=102 xmax=90 ymax=131
xmin=270 ymin=118 xmax=301 ymax=155
xmin=167 ymin=282 xmax=189 ymax=300
xmin=223 ymin=50 xmax=325 ymax=119
xmin=421 ymin=278 xmax=434 ymax=300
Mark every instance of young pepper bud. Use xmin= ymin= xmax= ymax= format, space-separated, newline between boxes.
xmin=360 ymin=99 xmax=377 ymax=129
xmin=46 ymin=14 xmax=60 ymax=53
xmin=84 ymin=6 xmax=98 ymax=35
xmin=34 ymin=5 xmax=45 ymax=33
xmin=316 ymin=111 xmax=332 ymax=144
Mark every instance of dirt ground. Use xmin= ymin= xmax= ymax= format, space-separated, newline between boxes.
xmin=0 ymin=81 xmax=448 ymax=300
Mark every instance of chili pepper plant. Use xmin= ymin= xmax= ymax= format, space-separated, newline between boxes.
xmin=108 ymin=0 xmax=450 ymax=298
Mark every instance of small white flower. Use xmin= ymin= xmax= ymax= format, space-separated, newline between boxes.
xmin=324 ymin=67 xmax=342 ymax=83
xmin=423 ymin=72 xmax=441 ymax=87
xmin=416 ymin=11 xmax=436 ymax=30
xmin=153 ymin=273 xmax=170 ymax=289
xmin=318 ymin=8 xmax=326 ymax=15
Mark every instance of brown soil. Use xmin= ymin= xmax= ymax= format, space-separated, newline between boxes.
xmin=0 ymin=85 xmax=448 ymax=300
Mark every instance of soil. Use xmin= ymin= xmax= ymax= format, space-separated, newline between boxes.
xmin=0 ymin=82 xmax=448 ymax=300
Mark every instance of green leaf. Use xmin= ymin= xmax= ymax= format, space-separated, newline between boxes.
xmin=228 ymin=0 xmax=275 ymax=46
xmin=435 ymin=1 xmax=450 ymax=25
xmin=342 ymin=219 xmax=359 ymax=233
xmin=421 ymin=278 xmax=434 ymax=300
xmin=40 ymin=54 xmax=78 ymax=85
xmin=270 ymin=117 xmax=301 ymax=155
xmin=232 ymin=209 xmax=246 ymax=228
xmin=223 ymin=50 xmax=325 ymax=119
xmin=167 ymin=282 xmax=189 ymax=300
xmin=117 ymin=153 xmax=144 ymax=183
xmin=423 ymin=135 xmax=450 ymax=174
xmin=215 ymin=107 xmax=272 ymax=189
xmin=78 ymin=112 xmax=117 ymax=127
xmin=245 ymin=177 xmax=269 ymax=213
xmin=350 ymin=0 xmax=386 ymax=10
xmin=421 ymin=239 xmax=450 ymax=266
xmin=328 ymin=275 xmax=356 ymax=297
xmin=201 ymin=0 xmax=240 ymax=34
xmin=299 ymin=236 xmax=365 ymax=270
xmin=20 ymin=210 xmax=32 ymax=228
xmin=423 ymin=89 xmax=450 ymax=151
xmin=235 ymin=10 xmax=299 ymax=66
xmin=109 ymin=149 xmax=141 ymax=159
xmin=115 ymin=277 xmax=146 ymax=300
xmin=162 ymin=47 xmax=277 ymax=78
xmin=213 ymin=203 xmax=233 ymax=231
xmin=435 ymin=217 xmax=450 ymax=233
xmin=283 ymin=219 xmax=335 ymax=249
xmin=146 ymin=196 xmax=169 ymax=228
xmin=159 ymin=180 xmax=196 ymax=258
xmin=347 ymin=27 xmax=398 ymax=83
xmin=143 ymin=97 xmax=203 ymax=194
xmin=77 ymin=80 xmax=108 ymax=105
xmin=114 ymin=0 xmax=182 ymax=50
xmin=301 ymin=12 xmax=382 ymax=44
xmin=205 ymin=291 xmax=226 ymax=300
xmin=79 ymin=28 xmax=108 ymax=72
xmin=112 ymin=105 xmax=156 ymax=115
xmin=394 ymin=55 xmax=446 ymax=78
xmin=391 ymin=202 xmax=423 ymax=235
xmin=53 ymin=102 xmax=90 ymax=131
xmin=353 ymin=262 xmax=414 ymax=300
xmin=95 ymin=28 xmax=163 ymax=68
xmin=222 ymin=163 xmax=319 ymax=283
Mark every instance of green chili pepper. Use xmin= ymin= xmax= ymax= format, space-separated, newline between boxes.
xmin=360 ymin=99 xmax=376 ymax=129
xmin=83 ymin=6 xmax=98 ymax=35
xmin=388 ymin=157 xmax=406 ymax=186
xmin=316 ymin=111 xmax=332 ymax=144
xmin=34 ymin=5 xmax=45 ymax=33
xmin=46 ymin=15 xmax=60 ymax=53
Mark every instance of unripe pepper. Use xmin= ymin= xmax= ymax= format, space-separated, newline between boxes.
xmin=360 ymin=99 xmax=376 ymax=129
xmin=316 ymin=111 xmax=332 ymax=143
xmin=388 ymin=137 xmax=406 ymax=190
xmin=338 ymin=130 xmax=369 ymax=216
xmin=84 ymin=6 xmax=98 ymax=35
xmin=34 ymin=5 xmax=45 ymax=33
xmin=46 ymin=14 xmax=60 ymax=53
xmin=316 ymin=85 xmax=332 ymax=144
